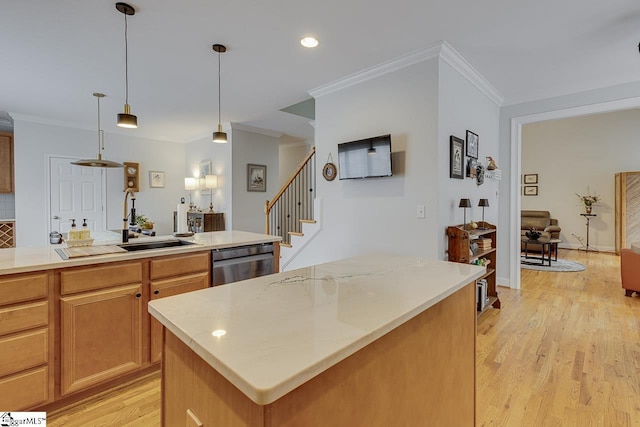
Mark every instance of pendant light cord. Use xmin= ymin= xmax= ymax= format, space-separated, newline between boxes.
xmin=218 ymin=50 xmax=221 ymax=125
xmin=97 ymin=96 xmax=102 ymax=151
xmin=124 ymin=13 xmax=129 ymax=105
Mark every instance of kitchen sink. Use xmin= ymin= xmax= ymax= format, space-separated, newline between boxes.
xmin=118 ymin=239 xmax=197 ymax=252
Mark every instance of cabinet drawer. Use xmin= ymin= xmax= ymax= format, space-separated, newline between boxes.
xmin=0 ymin=273 xmax=48 ymax=306
xmin=150 ymin=252 xmax=209 ymax=280
xmin=0 ymin=366 xmax=49 ymax=410
xmin=0 ymin=329 xmax=48 ymax=377
xmin=0 ymin=301 xmax=48 ymax=336
xmin=61 ymin=261 xmax=142 ymax=295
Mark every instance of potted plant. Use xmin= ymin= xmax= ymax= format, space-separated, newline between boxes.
xmin=135 ymin=214 xmax=154 ymax=230
xmin=576 ymin=193 xmax=600 ymax=214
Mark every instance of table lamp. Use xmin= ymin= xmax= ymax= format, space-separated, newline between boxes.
xmin=204 ymin=174 xmax=218 ymax=212
xmin=478 ymin=199 xmax=489 ymax=229
xmin=184 ymin=177 xmax=197 ymax=211
xmin=459 ymin=198 xmax=471 ymax=230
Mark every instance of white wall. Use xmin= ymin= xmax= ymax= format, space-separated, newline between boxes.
xmin=279 ymin=139 xmax=313 ymax=187
xmin=498 ymin=80 xmax=640 ymax=288
xmin=437 ymin=61 xmax=501 ymax=260
xmin=522 ymin=110 xmax=640 ymax=252
xmin=287 ymin=59 xmax=441 ymax=269
xmin=184 ymin=134 xmax=232 ymax=228
xmin=13 ymin=119 xmax=185 ymax=246
xmin=231 ymin=128 xmax=279 ymax=233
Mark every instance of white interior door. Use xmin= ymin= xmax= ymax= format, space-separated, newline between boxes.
xmin=50 ymin=157 xmax=105 ymax=234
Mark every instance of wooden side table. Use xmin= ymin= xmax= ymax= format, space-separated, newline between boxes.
xmin=187 ymin=212 xmax=225 ymax=233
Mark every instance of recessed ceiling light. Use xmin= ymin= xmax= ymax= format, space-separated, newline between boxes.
xmin=300 ymin=37 xmax=319 ymax=48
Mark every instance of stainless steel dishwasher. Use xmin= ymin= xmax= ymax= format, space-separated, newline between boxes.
xmin=211 ymin=243 xmax=275 ymax=286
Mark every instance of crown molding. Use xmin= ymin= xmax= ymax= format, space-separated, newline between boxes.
xmin=309 ymin=42 xmax=442 ymax=98
xmin=308 ymin=40 xmax=504 ymax=106
xmin=230 ymin=122 xmax=283 ymax=138
xmin=439 ymin=41 xmax=504 ymax=106
xmin=10 ymin=112 xmax=182 ymax=143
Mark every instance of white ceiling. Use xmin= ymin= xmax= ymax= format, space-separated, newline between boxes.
xmin=1 ymin=0 xmax=639 ymax=143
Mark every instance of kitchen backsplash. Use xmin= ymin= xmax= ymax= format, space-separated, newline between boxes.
xmin=0 ymin=193 xmax=15 ymax=219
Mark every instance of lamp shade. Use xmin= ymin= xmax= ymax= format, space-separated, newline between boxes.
xmin=184 ymin=177 xmax=198 ymax=190
xmin=458 ymin=198 xmax=471 ymax=208
xmin=478 ymin=198 xmax=490 ymax=207
xmin=204 ymin=174 xmax=218 ymax=189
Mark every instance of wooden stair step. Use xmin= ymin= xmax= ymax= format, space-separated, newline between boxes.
xmin=299 ymin=219 xmax=317 ymax=224
xmin=280 ymin=243 xmax=292 ymax=248
xmin=288 ymin=232 xmax=303 ymax=237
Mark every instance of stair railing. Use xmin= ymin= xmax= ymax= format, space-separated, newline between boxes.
xmin=265 ymin=147 xmax=316 ymax=244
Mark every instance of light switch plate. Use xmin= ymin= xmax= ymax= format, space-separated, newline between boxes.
xmin=417 ymin=205 xmax=425 ymax=219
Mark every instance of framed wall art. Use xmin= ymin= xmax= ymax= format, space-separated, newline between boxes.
xmin=466 ymin=130 xmax=478 ymax=159
xmin=524 ymin=186 xmax=538 ymax=196
xmin=523 ymin=174 xmax=538 ymax=184
xmin=247 ymin=164 xmax=267 ymax=192
xmin=449 ymin=136 xmax=464 ymax=179
xmin=149 ymin=171 xmax=165 ymax=188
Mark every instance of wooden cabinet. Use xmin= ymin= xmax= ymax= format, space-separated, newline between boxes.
xmin=149 ymin=253 xmax=209 ymax=363
xmin=187 ymin=211 xmax=225 ymax=232
xmin=60 ymin=262 xmax=144 ymax=395
xmin=0 ymin=272 xmax=52 ymax=410
xmin=0 ymin=132 xmax=13 ymax=193
xmin=447 ymin=222 xmax=500 ymax=316
xmin=615 ymin=171 xmax=640 ymax=254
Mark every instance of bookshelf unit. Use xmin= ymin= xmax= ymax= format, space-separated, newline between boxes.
xmin=447 ymin=221 xmax=501 ymax=316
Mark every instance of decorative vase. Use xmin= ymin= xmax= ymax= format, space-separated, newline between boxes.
xmin=585 ymin=206 xmax=592 ymax=214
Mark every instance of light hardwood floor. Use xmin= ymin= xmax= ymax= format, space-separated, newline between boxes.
xmin=48 ymin=249 xmax=638 ymax=426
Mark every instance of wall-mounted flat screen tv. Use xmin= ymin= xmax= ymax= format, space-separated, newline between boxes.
xmin=338 ymin=134 xmax=392 ymax=180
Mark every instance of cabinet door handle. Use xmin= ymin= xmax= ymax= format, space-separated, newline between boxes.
xmin=153 ymin=290 xmax=160 ymax=295
xmin=135 ymin=293 xmax=142 ymax=298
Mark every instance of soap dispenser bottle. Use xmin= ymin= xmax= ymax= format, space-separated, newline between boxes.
xmin=69 ymin=219 xmax=78 ymax=241
xmin=81 ymin=219 xmax=90 ymax=240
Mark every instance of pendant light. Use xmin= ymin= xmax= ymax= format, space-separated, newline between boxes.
xmin=116 ymin=2 xmax=137 ymax=128
xmin=212 ymin=44 xmax=227 ymax=143
xmin=72 ymin=93 xmax=123 ymax=168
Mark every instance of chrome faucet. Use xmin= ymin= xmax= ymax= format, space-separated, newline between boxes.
xmin=123 ymin=188 xmax=136 ymax=243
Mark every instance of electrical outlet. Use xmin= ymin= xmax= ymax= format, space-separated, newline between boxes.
xmin=417 ymin=205 xmax=425 ymax=219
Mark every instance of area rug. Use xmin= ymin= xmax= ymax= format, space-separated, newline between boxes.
xmin=521 ymin=258 xmax=586 ymax=272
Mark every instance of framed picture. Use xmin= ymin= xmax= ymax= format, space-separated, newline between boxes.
xmin=449 ymin=136 xmax=464 ymax=179
xmin=149 ymin=171 xmax=165 ymax=188
xmin=523 ymin=173 xmax=538 ymax=184
xmin=466 ymin=130 xmax=479 ymax=159
xmin=524 ymin=186 xmax=538 ymax=196
xmin=466 ymin=158 xmax=477 ymax=178
xmin=247 ymin=164 xmax=267 ymax=192
xmin=199 ymin=160 xmax=212 ymax=191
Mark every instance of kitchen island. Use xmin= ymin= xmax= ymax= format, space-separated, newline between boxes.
xmin=149 ymin=253 xmax=485 ymax=426
xmin=0 ymin=230 xmax=280 ymax=412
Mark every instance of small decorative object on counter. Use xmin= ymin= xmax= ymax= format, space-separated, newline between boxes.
xmin=66 ymin=218 xmax=94 ymax=247
xmin=525 ymin=228 xmax=542 ymax=240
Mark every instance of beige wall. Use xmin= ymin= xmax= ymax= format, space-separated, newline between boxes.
xmin=522 ymin=109 xmax=640 ymax=252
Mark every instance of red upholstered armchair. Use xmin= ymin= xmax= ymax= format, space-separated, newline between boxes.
xmin=621 ymin=249 xmax=640 ymax=297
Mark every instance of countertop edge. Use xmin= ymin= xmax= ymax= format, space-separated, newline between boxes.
xmin=0 ymin=231 xmax=282 ymax=276
xmin=148 ymin=264 xmax=486 ymax=405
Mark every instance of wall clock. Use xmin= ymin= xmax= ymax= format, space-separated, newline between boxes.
xmin=123 ymin=162 xmax=139 ymax=191
xmin=322 ymin=153 xmax=337 ymax=181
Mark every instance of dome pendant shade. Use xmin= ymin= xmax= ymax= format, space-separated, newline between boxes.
xmin=72 ymin=93 xmax=123 ymax=168
xmin=116 ymin=2 xmax=138 ymax=128
xmin=212 ymin=43 xmax=227 ymax=143
xmin=213 ymin=124 xmax=227 ymax=143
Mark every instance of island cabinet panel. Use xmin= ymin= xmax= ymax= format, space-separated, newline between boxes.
xmin=60 ymin=284 xmax=143 ymax=396
xmin=161 ymin=283 xmax=476 ymax=427
xmin=150 ymin=271 xmax=209 ymax=363
xmin=0 ymin=300 xmax=48 ymax=336
xmin=0 ymin=272 xmax=48 ymax=305
xmin=0 ymin=329 xmax=48 ymax=377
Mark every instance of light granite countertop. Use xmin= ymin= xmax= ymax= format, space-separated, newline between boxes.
xmin=148 ymin=253 xmax=485 ymax=405
xmin=0 ymin=230 xmax=281 ymax=275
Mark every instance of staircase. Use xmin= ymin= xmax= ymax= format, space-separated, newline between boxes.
xmin=265 ymin=147 xmax=320 ymax=270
